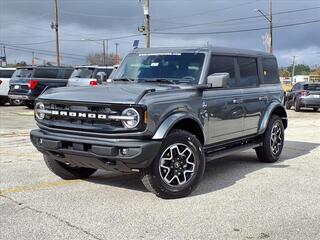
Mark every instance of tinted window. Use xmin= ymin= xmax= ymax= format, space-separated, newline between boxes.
xmin=209 ymin=55 xmax=237 ymax=87
xmin=304 ymin=84 xmax=320 ymax=91
xmin=0 ymin=70 xmax=15 ymax=78
xmin=238 ymin=57 xmax=258 ymax=87
xmin=33 ymin=68 xmax=59 ymax=78
xmin=70 ymin=68 xmax=94 ymax=78
xmin=262 ymin=58 xmax=279 ymax=83
xmin=12 ymin=69 xmax=33 ymax=78
xmin=62 ymin=69 xmax=73 ymax=79
xmin=293 ymin=84 xmax=301 ymax=91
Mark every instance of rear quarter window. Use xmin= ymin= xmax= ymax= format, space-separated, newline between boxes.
xmin=33 ymin=69 xmax=59 ymax=78
xmin=62 ymin=69 xmax=74 ymax=79
xmin=262 ymin=58 xmax=279 ymax=84
xmin=237 ymin=57 xmax=258 ymax=87
xmin=0 ymin=70 xmax=15 ymax=78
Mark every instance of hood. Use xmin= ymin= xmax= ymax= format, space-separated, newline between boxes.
xmin=39 ymin=83 xmax=185 ymax=104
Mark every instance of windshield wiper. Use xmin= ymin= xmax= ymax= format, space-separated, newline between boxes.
xmin=144 ymin=78 xmax=175 ymax=84
xmin=113 ymin=77 xmax=135 ymax=82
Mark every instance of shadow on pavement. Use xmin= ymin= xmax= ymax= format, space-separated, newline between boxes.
xmin=84 ymin=140 xmax=320 ymax=196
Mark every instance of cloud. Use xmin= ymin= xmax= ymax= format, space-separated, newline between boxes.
xmin=0 ymin=0 xmax=319 ymax=66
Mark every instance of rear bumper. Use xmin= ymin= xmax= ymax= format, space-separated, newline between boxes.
xmin=30 ymin=129 xmax=162 ymax=172
xmin=299 ymin=98 xmax=320 ymax=108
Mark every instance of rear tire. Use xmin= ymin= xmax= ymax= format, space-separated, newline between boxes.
xmin=0 ymin=97 xmax=8 ymax=106
xmin=294 ymin=99 xmax=300 ymax=112
xmin=43 ymin=155 xmax=97 ymax=180
xmin=9 ymin=99 xmax=23 ymax=106
xmin=313 ymin=108 xmax=318 ymax=112
xmin=256 ymin=115 xmax=284 ymax=163
xmin=140 ymin=129 xmax=205 ymax=199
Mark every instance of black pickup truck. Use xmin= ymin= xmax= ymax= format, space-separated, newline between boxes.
xmin=8 ymin=66 xmax=73 ymax=108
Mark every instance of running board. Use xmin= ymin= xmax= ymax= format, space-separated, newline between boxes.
xmin=205 ymin=142 xmax=262 ymax=162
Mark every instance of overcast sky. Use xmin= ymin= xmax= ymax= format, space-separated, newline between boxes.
xmin=0 ymin=0 xmax=319 ymax=67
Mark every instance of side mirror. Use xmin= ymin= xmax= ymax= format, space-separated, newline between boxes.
xmin=207 ymin=73 xmax=230 ymax=88
xmin=96 ymin=72 xmax=106 ymax=83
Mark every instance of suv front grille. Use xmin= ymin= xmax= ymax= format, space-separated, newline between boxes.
xmin=38 ymin=103 xmax=145 ymax=133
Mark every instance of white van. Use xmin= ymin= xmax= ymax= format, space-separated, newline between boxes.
xmin=0 ymin=67 xmax=16 ymax=105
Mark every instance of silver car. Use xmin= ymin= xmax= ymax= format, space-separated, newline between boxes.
xmin=67 ymin=66 xmax=114 ymax=87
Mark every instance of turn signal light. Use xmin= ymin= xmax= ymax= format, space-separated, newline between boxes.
xmin=28 ymin=80 xmax=39 ymax=90
xmin=89 ymin=80 xmax=98 ymax=86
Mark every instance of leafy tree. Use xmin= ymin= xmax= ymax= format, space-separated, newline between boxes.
xmin=279 ymin=67 xmax=290 ymax=78
xmin=310 ymin=67 xmax=320 ymax=75
xmin=287 ymin=64 xmax=311 ymax=76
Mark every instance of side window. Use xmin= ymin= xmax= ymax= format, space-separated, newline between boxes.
xmin=262 ymin=58 xmax=279 ymax=83
xmin=33 ymin=69 xmax=59 ymax=78
xmin=237 ymin=57 xmax=258 ymax=87
xmin=209 ymin=55 xmax=237 ymax=88
xmin=62 ymin=69 xmax=73 ymax=79
xmin=293 ymin=84 xmax=300 ymax=91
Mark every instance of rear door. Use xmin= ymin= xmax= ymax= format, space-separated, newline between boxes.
xmin=203 ymin=55 xmax=245 ymax=145
xmin=238 ymin=57 xmax=266 ymax=136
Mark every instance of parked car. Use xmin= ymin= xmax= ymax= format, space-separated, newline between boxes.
xmin=285 ymin=82 xmax=320 ymax=111
xmin=0 ymin=67 xmax=16 ymax=105
xmin=30 ymin=46 xmax=287 ymax=199
xmin=8 ymin=66 xmax=73 ymax=109
xmin=67 ymin=66 xmax=114 ymax=87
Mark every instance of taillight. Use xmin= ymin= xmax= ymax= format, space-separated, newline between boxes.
xmin=300 ymin=90 xmax=309 ymax=96
xmin=89 ymin=80 xmax=98 ymax=86
xmin=28 ymin=80 xmax=39 ymax=90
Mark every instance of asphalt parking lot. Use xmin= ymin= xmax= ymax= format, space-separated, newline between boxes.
xmin=0 ymin=105 xmax=319 ymax=240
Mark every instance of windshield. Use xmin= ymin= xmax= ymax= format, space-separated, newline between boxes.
xmin=12 ymin=69 xmax=33 ymax=78
xmin=70 ymin=68 xmax=94 ymax=78
xmin=114 ymin=52 xmax=205 ymax=84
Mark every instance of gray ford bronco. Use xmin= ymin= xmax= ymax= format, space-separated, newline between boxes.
xmin=31 ymin=47 xmax=287 ymax=199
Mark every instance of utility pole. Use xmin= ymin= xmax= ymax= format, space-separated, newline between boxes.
xmin=102 ymin=40 xmax=106 ymax=65
xmin=32 ymin=52 xmax=35 ymax=65
xmin=115 ymin=43 xmax=119 ymax=64
xmin=292 ymin=56 xmax=296 ymax=82
xmin=256 ymin=0 xmax=273 ymax=54
xmin=144 ymin=0 xmax=151 ymax=48
xmin=53 ymin=0 xmax=61 ymax=66
xmin=269 ymin=0 xmax=273 ymax=54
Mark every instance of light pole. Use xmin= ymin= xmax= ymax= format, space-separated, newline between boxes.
xmin=115 ymin=43 xmax=119 ymax=64
xmin=256 ymin=0 xmax=273 ymax=53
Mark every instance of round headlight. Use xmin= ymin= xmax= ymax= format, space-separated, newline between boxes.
xmin=121 ymin=108 xmax=140 ymax=129
xmin=35 ymin=102 xmax=45 ymax=120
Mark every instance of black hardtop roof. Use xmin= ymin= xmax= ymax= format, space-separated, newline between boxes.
xmin=132 ymin=46 xmax=274 ymax=58
xmin=17 ymin=65 xmax=73 ymax=70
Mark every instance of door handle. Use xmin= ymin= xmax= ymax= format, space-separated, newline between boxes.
xmin=259 ymin=96 xmax=268 ymax=101
xmin=232 ymin=99 xmax=243 ymax=104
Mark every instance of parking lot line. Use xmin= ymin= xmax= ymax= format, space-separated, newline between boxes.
xmin=0 ymin=179 xmax=83 ymax=196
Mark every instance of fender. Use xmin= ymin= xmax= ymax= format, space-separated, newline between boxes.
xmin=258 ymin=102 xmax=288 ymax=135
xmin=152 ymin=112 xmax=204 ymax=140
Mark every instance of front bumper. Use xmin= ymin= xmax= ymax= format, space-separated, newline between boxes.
xmin=30 ymin=129 xmax=161 ymax=172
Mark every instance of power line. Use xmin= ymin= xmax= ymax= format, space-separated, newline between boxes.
xmin=153 ymin=19 xmax=320 ymax=35
xmin=155 ymin=6 xmax=320 ymax=31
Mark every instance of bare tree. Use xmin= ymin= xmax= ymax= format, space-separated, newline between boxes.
xmin=86 ymin=53 xmax=119 ymax=66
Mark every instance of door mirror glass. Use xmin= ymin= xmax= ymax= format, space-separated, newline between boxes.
xmin=96 ymin=72 xmax=107 ymax=83
xmin=207 ymin=73 xmax=230 ymax=88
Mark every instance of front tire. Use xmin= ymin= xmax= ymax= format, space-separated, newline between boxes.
xmin=285 ymin=100 xmax=291 ymax=110
xmin=43 ymin=155 xmax=97 ymax=180
xmin=0 ymin=97 xmax=8 ymax=106
xmin=256 ymin=115 xmax=284 ymax=163
xmin=141 ymin=129 xmax=205 ymax=199
xmin=25 ymin=100 xmax=34 ymax=109
xmin=313 ymin=108 xmax=318 ymax=112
